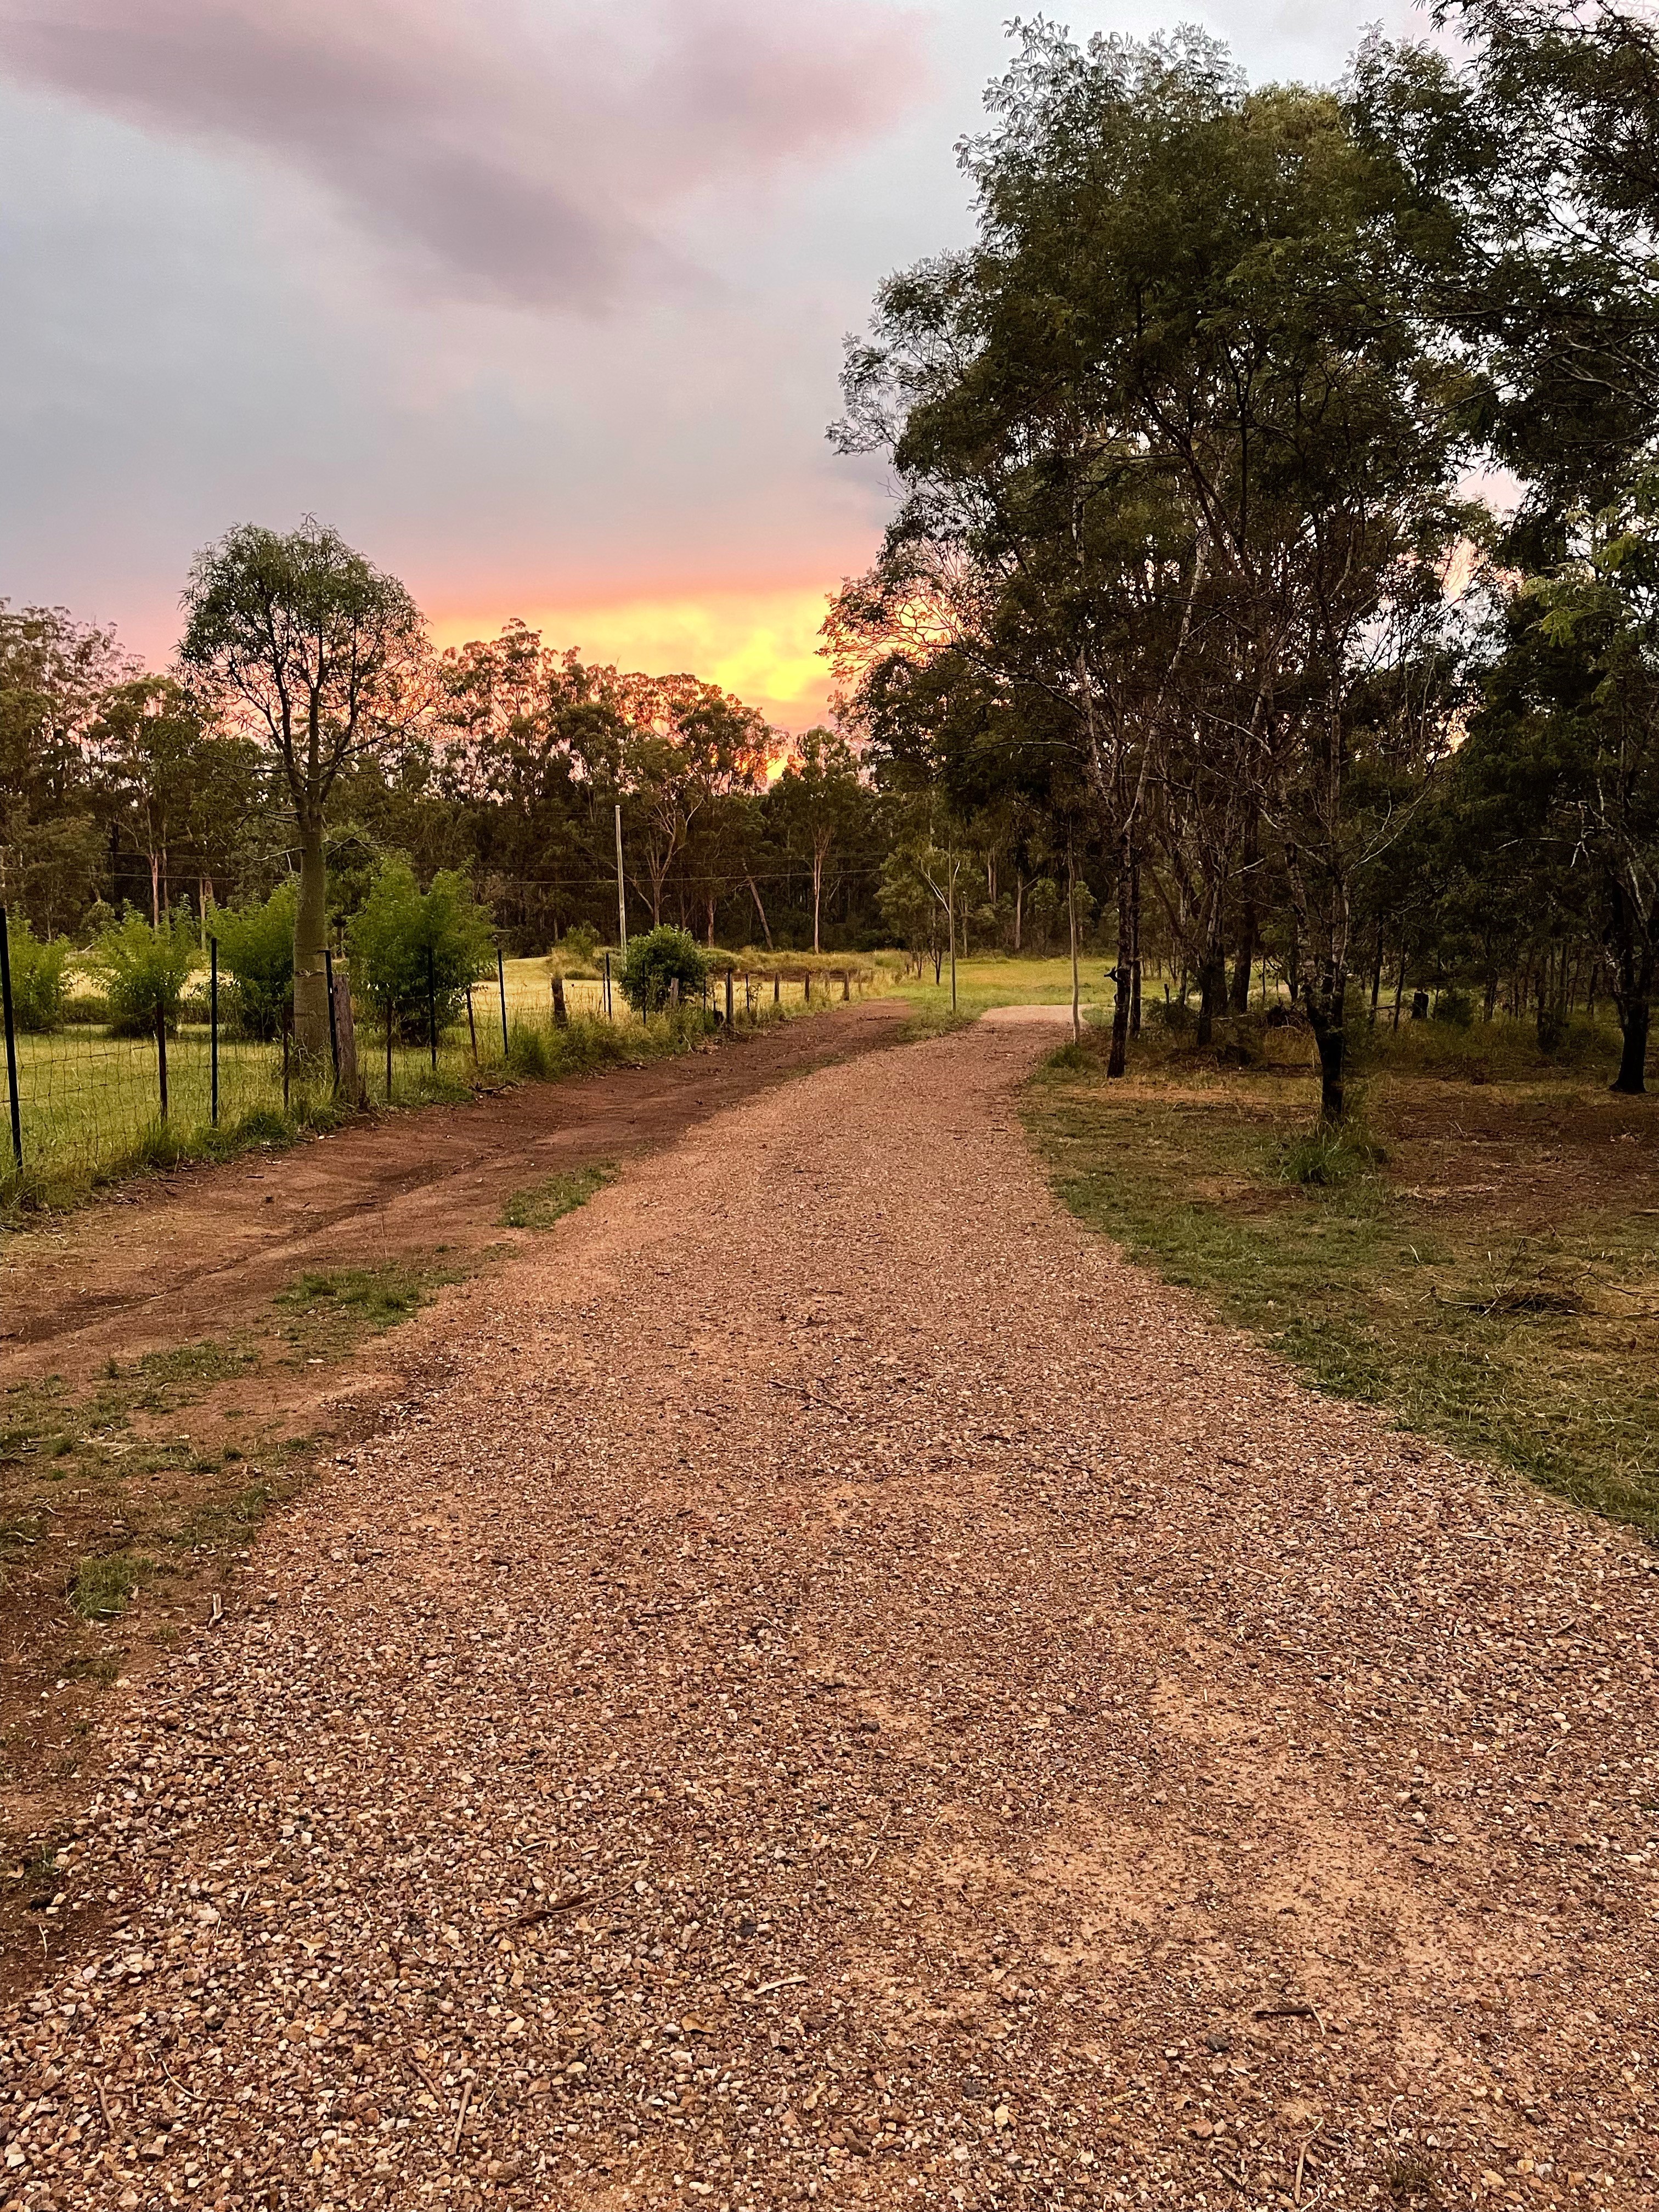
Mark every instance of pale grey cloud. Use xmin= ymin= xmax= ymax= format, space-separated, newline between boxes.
xmin=0 ymin=0 xmax=932 ymax=308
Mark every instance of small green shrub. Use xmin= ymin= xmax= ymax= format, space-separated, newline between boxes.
xmin=1277 ymin=1114 xmax=1387 ymax=1187
xmin=556 ymin=923 xmax=602 ymax=976
xmin=1434 ymin=988 xmax=1475 ymax=1029
xmin=215 ymin=883 xmax=296 ymax=1041
xmin=4 ymin=917 xmax=71 ymax=1031
xmin=349 ymin=859 xmax=495 ymax=1039
xmin=87 ymin=910 xmax=199 ymax=1036
xmin=619 ymin=926 xmax=707 ymax=1014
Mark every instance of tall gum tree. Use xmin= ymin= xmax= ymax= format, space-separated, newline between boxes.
xmin=179 ymin=521 xmax=427 ymax=1060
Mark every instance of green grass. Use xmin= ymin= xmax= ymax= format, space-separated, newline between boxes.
xmin=71 ymin=1550 xmax=152 ymax=1620
xmin=1025 ymin=1045 xmax=1659 ymax=1539
xmin=880 ymin=950 xmax=1113 ymax=1022
xmin=274 ymin=1263 xmax=453 ymax=1357
xmin=501 ymin=1160 xmax=618 ymax=1230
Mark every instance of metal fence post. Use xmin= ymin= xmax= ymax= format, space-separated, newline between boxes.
xmin=324 ymin=947 xmax=341 ymax=1092
xmin=427 ymin=945 xmax=438 ymax=1070
xmin=0 ymin=906 xmax=21 ymax=1173
xmin=603 ymin=949 xmax=612 ymax=1019
xmin=465 ymin=981 xmax=479 ymax=1063
xmin=155 ymin=1002 xmax=170 ymax=1123
xmin=725 ymin=968 xmax=734 ymax=1026
xmin=210 ymin=935 xmax=220 ymax=1126
xmin=497 ymin=946 xmax=509 ymax=1056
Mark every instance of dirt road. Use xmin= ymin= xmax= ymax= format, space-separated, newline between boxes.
xmin=3 ymin=1019 xmax=1655 ymax=2212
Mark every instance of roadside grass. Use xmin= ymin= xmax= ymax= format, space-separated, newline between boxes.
xmin=1024 ymin=1020 xmax=1659 ymax=1540
xmin=1 ymin=1256 xmax=462 ymax=1644
xmin=501 ymin=1161 xmax=618 ymax=1231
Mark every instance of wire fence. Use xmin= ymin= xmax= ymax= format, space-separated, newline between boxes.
xmin=0 ymin=908 xmax=876 ymax=1203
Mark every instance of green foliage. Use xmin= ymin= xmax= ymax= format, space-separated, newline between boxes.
xmin=348 ymin=858 xmax=495 ymax=1035
xmin=619 ymin=924 xmax=708 ymax=1014
xmin=4 ymin=913 xmax=70 ymax=1031
xmin=87 ymin=909 xmax=198 ymax=1036
xmin=213 ymin=881 xmax=296 ymax=1041
xmin=560 ymin=923 xmax=601 ymax=970
xmin=1432 ymin=988 xmax=1475 ymax=1029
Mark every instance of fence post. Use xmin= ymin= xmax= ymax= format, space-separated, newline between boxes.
xmin=210 ymin=935 xmax=220 ymax=1126
xmin=427 ymin=945 xmax=438 ymax=1070
xmin=0 ymin=906 xmax=21 ymax=1173
xmin=552 ymin=973 xmax=568 ymax=1029
xmin=324 ymin=948 xmax=341 ymax=1092
xmin=725 ymin=968 xmax=734 ymax=1027
xmin=386 ymin=1001 xmax=394 ymax=1103
xmin=497 ymin=946 xmax=509 ymax=1056
xmin=842 ymin=969 xmax=850 ymax=1002
xmin=603 ymin=949 xmax=612 ymax=1019
xmin=465 ymin=981 xmax=479 ymax=1064
xmin=774 ymin=974 xmax=780 ymax=1006
xmin=805 ymin=970 xmax=812 ymax=1003
xmin=155 ymin=1001 xmax=170 ymax=1124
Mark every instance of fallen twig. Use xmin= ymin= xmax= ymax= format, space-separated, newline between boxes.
xmin=450 ymin=2081 xmax=472 ymax=2158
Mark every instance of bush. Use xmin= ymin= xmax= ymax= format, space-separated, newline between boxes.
xmin=619 ymin=926 xmax=708 ymax=1014
xmin=1276 ymin=1112 xmax=1387 ymax=1188
xmin=348 ymin=860 xmax=495 ymax=1037
xmin=87 ymin=910 xmax=199 ymax=1036
xmin=214 ymin=883 xmax=296 ymax=1041
xmin=4 ymin=916 xmax=71 ymax=1031
xmin=559 ymin=923 xmax=601 ymax=974
xmin=1433 ymin=988 xmax=1475 ymax=1029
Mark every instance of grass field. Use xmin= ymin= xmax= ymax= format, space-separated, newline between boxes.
xmin=1024 ymin=1007 xmax=1659 ymax=1539
xmin=878 ymin=947 xmax=1115 ymax=1020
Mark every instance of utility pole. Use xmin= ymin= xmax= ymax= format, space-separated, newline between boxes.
xmin=614 ymin=804 xmax=628 ymax=952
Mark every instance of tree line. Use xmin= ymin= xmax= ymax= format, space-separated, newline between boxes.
xmin=830 ymin=0 xmax=1659 ymax=1105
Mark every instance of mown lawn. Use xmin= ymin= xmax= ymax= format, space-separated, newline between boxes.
xmin=1023 ymin=1012 xmax=1659 ymax=1539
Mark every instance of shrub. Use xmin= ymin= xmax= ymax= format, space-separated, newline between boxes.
xmin=1433 ymin=988 xmax=1475 ymax=1029
xmin=619 ymin=926 xmax=708 ymax=1014
xmin=214 ymin=883 xmax=296 ymax=1041
xmin=560 ymin=922 xmax=601 ymax=972
xmin=87 ymin=910 xmax=199 ymax=1036
xmin=1277 ymin=1112 xmax=1387 ymax=1188
xmin=4 ymin=916 xmax=71 ymax=1031
xmin=348 ymin=860 xmax=495 ymax=1037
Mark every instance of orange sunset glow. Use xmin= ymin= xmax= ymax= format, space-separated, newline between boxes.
xmin=431 ymin=584 xmax=840 ymax=731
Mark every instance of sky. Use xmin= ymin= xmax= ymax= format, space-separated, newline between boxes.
xmin=0 ymin=0 xmax=1421 ymax=728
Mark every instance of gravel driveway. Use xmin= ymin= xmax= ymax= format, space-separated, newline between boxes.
xmin=3 ymin=1023 xmax=1655 ymax=2212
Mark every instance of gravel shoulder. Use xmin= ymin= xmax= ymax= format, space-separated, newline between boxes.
xmin=3 ymin=1021 xmax=1655 ymax=2212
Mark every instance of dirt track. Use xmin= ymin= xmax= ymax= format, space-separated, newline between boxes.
xmin=0 ymin=1000 xmax=912 ymax=1385
xmin=2 ymin=1017 xmax=1655 ymax=2212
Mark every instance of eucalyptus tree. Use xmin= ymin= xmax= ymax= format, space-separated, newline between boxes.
xmin=833 ymin=22 xmax=1469 ymax=1111
xmin=179 ymin=520 xmax=428 ymax=1060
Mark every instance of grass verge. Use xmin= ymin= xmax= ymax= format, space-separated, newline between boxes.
xmin=1024 ymin=1033 xmax=1659 ymax=1540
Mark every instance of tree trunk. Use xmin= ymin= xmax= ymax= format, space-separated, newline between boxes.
xmin=745 ymin=873 xmax=773 ymax=949
xmin=149 ymin=851 xmax=161 ymax=928
xmin=292 ymin=812 xmax=331 ymax=1062
xmin=1013 ymin=874 xmax=1023 ymax=953
xmin=1194 ymin=950 xmax=1225 ymax=1048
xmin=1108 ymin=856 xmax=1132 ymax=1078
xmin=812 ymin=857 xmax=822 ymax=955
xmin=1306 ymin=964 xmax=1348 ymax=1122
xmin=1612 ymin=958 xmax=1652 ymax=1094
xmin=1129 ymin=863 xmax=1142 ymax=1039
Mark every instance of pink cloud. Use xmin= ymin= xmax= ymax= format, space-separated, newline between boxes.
xmin=0 ymin=0 xmax=929 ymax=307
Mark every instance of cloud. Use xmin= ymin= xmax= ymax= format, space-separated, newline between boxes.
xmin=0 ymin=0 xmax=929 ymax=309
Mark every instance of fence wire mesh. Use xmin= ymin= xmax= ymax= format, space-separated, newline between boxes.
xmin=0 ymin=917 xmax=871 ymax=1203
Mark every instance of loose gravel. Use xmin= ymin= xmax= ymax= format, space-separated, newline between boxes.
xmin=3 ymin=1022 xmax=1655 ymax=2212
